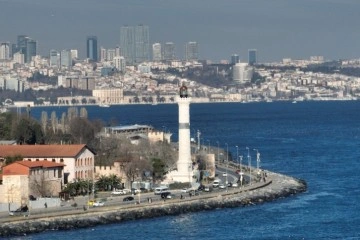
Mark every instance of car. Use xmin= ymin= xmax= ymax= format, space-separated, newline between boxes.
xmin=161 ymin=192 xmax=172 ymax=199
xmin=88 ymin=200 xmax=95 ymax=206
xmin=222 ymin=172 xmax=227 ymax=177
xmin=93 ymin=201 xmax=105 ymax=207
xmin=111 ymin=190 xmax=124 ymax=195
xmin=219 ymin=184 xmax=226 ymax=189
xmin=181 ymin=188 xmax=191 ymax=193
xmin=232 ymin=182 xmax=238 ymax=187
xmin=9 ymin=205 xmax=29 ymax=216
xmin=131 ymin=188 xmax=141 ymax=195
xmin=123 ymin=196 xmax=134 ymax=202
xmin=204 ymin=186 xmax=210 ymax=192
xmin=122 ymin=189 xmax=131 ymax=194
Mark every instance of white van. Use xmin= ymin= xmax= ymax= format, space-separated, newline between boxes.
xmin=212 ymin=179 xmax=221 ymax=188
xmin=154 ymin=186 xmax=169 ymax=195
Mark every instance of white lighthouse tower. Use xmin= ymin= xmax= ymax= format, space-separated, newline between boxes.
xmin=171 ymin=83 xmax=193 ymax=183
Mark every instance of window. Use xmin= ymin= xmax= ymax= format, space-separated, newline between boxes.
xmin=52 ymin=159 xmax=55 ymax=162
xmin=36 ymin=159 xmax=39 ymax=161
xmin=58 ymin=169 xmax=62 ymax=178
xmin=60 ymin=159 xmax=64 ymax=163
xmin=54 ymin=169 xmax=56 ymax=177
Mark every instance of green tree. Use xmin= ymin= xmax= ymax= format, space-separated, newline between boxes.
xmin=12 ymin=116 xmax=45 ymax=144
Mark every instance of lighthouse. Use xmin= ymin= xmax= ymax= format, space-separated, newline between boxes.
xmin=172 ymin=83 xmax=193 ymax=183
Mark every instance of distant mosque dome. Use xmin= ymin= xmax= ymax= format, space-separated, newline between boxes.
xmin=179 ymin=83 xmax=188 ymax=98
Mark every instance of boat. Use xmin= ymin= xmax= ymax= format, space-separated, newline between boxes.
xmin=292 ymin=100 xmax=297 ymax=104
xmin=99 ymin=103 xmax=110 ymax=108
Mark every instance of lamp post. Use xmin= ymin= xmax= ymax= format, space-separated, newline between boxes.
xmin=225 ymin=143 xmax=228 ymax=192
xmin=207 ymin=140 xmax=210 ymax=154
xmin=246 ymin=147 xmax=251 ymax=185
xmin=235 ymin=145 xmax=239 ymax=170
xmin=136 ymin=168 xmax=141 ymax=204
xmin=254 ymin=149 xmax=261 ymax=174
xmin=216 ymin=141 xmax=219 ymax=162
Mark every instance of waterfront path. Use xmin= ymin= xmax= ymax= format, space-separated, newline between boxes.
xmin=0 ymin=169 xmax=306 ymax=237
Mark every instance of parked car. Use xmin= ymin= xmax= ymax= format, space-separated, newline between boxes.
xmin=131 ymin=188 xmax=141 ymax=195
xmin=181 ymin=188 xmax=192 ymax=193
xmin=204 ymin=186 xmax=210 ymax=192
xmin=219 ymin=184 xmax=226 ymax=189
xmin=123 ymin=196 xmax=135 ymax=202
xmin=232 ymin=182 xmax=238 ymax=187
xmin=9 ymin=205 xmax=29 ymax=216
xmin=122 ymin=189 xmax=131 ymax=194
xmin=111 ymin=190 xmax=125 ymax=195
xmin=93 ymin=201 xmax=105 ymax=207
xmin=222 ymin=172 xmax=227 ymax=177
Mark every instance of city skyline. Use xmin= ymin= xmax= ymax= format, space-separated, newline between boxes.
xmin=1 ymin=0 xmax=360 ymax=62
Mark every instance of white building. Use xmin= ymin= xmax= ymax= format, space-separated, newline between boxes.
xmin=152 ymin=43 xmax=162 ymax=61
xmin=0 ymin=42 xmax=10 ymax=60
xmin=233 ymin=63 xmax=253 ymax=84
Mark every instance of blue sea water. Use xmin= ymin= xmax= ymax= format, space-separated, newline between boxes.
xmin=8 ymin=101 xmax=360 ymax=239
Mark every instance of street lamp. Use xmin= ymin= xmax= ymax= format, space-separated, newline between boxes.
xmin=235 ymin=145 xmax=239 ymax=170
xmin=216 ymin=141 xmax=219 ymax=162
xmin=254 ymin=149 xmax=261 ymax=174
xmin=136 ymin=168 xmax=141 ymax=204
xmin=225 ymin=143 xmax=228 ymax=192
xmin=246 ymin=147 xmax=251 ymax=185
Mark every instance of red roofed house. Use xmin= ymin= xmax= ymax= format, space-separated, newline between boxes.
xmin=0 ymin=144 xmax=95 ymax=184
xmin=0 ymin=161 xmax=64 ymax=205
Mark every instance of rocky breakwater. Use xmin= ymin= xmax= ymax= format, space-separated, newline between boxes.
xmin=0 ymin=171 xmax=306 ymax=237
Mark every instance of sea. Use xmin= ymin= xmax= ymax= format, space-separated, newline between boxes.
xmin=6 ymin=101 xmax=360 ymax=240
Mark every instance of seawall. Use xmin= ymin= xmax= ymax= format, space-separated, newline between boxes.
xmin=0 ymin=171 xmax=307 ymax=237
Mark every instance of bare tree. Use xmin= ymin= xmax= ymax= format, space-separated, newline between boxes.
xmin=41 ymin=111 xmax=48 ymax=134
xmin=50 ymin=111 xmax=57 ymax=134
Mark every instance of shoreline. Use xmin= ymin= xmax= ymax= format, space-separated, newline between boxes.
xmin=0 ymin=170 xmax=307 ymax=237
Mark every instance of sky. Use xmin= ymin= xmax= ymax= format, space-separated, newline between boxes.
xmin=1 ymin=0 xmax=360 ymax=62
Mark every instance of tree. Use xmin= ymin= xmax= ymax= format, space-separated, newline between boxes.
xmin=69 ymin=117 xmax=95 ymax=145
xmin=12 ymin=116 xmax=45 ymax=144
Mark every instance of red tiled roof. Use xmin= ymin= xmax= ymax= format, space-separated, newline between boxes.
xmin=0 ymin=144 xmax=94 ymax=158
xmin=16 ymin=161 xmax=65 ymax=168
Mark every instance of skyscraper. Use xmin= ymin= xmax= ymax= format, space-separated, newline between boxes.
xmin=25 ymin=39 xmax=37 ymax=63
xmin=60 ymin=49 xmax=72 ymax=69
xmin=248 ymin=49 xmax=257 ymax=65
xmin=163 ymin=42 xmax=175 ymax=61
xmin=120 ymin=25 xmax=149 ymax=64
xmin=185 ymin=42 xmax=199 ymax=61
xmin=120 ymin=25 xmax=134 ymax=64
xmin=86 ymin=36 xmax=98 ymax=61
xmin=0 ymin=42 xmax=10 ymax=60
xmin=134 ymin=24 xmax=150 ymax=63
xmin=231 ymin=54 xmax=240 ymax=65
xmin=233 ymin=63 xmax=253 ymax=84
xmin=49 ymin=49 xmax=60 ymax=68
xmin=152 ymin=43 xmax=162 ymax=61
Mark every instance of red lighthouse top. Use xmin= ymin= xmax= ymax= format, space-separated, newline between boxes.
xmin=179 ymin=83 xmax=188 ymax=98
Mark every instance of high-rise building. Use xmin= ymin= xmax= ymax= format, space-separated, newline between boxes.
xmin=60 ymin=49 xmax=72 ymax=69
xmin=233 ymin=63 xmax=253 ymax=84
xmin=25 ymin=39 xmax=37 ymax=63
xmin=113 ymin=56 xmax=126 ymax=73
xmin=115 ymin=46 xmax=121 ymax=57
xmin=120 ymin=25 xmax=134 ymax=64
xmin=248 ymin=49 xmax=257 ymax=65
xmin=100 ymin=47 xmax=107 ymax=62
xmin=13 ymin=52 xmax=24 ymax=64
xmin=86 ymin=36 xmax=98 ymax=61
xmin=0 ymin=42 xmax=10 ymax=60
xmin=134 ymin=24 xmax=150 ymax=63
xmin=107 ymin=49 xmax=116 ymax=61
xmin=70 ymin=49 xmax=78 ymax=59
xmin=120 ymin=25 xmax=149 ymax=64
xmin=49 ymin=49 xmax=60 ymax=68
xmin=163 ymin=42 xmax=175 ymax=61
xmin=152 ymin=43 xmax=162 ymax=61
xmin=185 ymin=42 xmax=198 ymax=61
xmin=231 ymin=54 xmax=240 ymax=65
xmin=16 ymin=35 xmax=28 ymax=54
xmin=15 ymin=35 xmax=37 ymax=63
